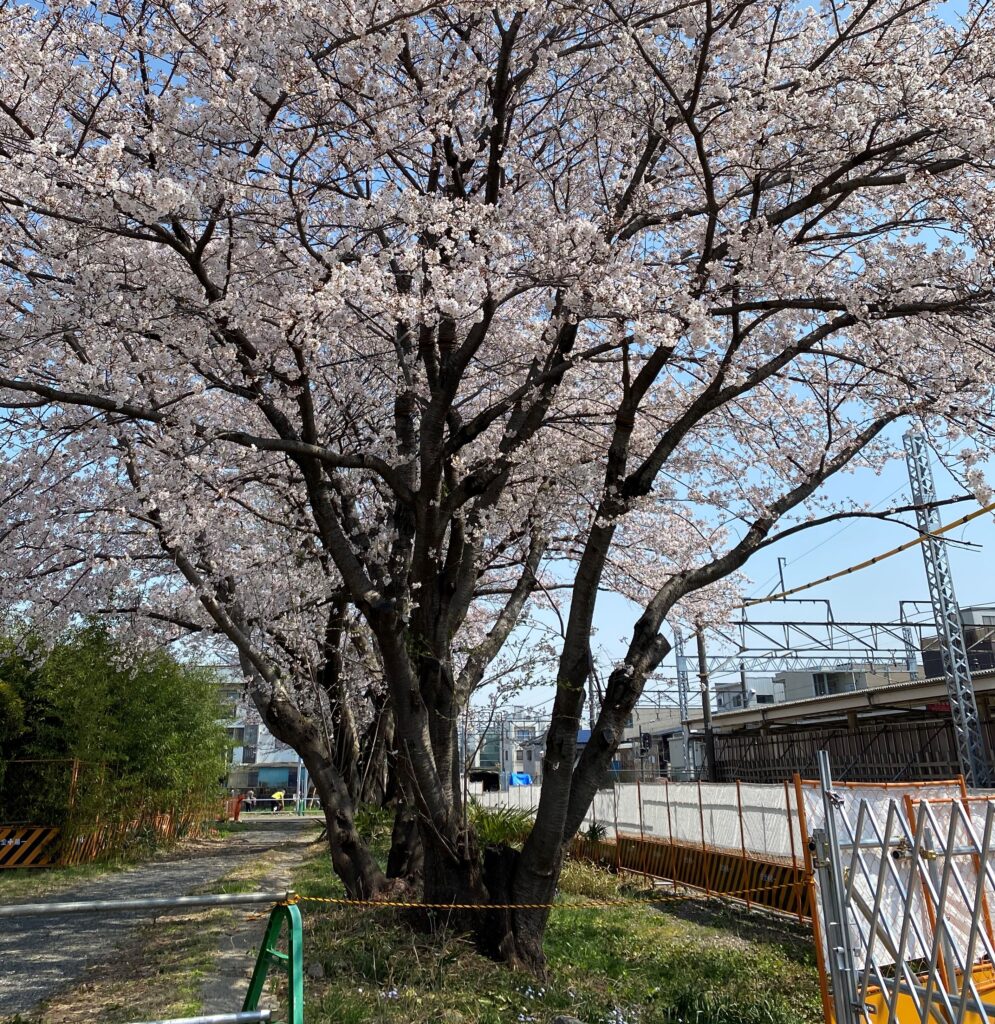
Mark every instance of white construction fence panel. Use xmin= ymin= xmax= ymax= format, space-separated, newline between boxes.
xmin=739 ymin=783 xmax=801 ymax=862
xmin=613 ymin=785 xmax=643 ymax=834
xmin=468 ymin=780 xmax=802 ymax=860
xmin=803 ymin=780 xmax=995 ymax=974
xmin=700 ymin=783 xmax=743 ymax=851
xmin=639 ymin=786 xmax=670 ymax=839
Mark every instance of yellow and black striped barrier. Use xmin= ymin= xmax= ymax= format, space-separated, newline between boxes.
xmin=0 ymin=826 xmax=61 ymax=869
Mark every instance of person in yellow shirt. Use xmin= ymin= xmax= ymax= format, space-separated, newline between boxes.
xmin=270 ymin=789 xmax=285 ymax=813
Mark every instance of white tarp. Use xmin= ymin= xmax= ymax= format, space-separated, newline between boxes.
xmin=473 ymin=779 xmax=801 ymax=861
xmin=474 ymin=776 xmax=995 ymax=975
xmin=797 ymin=780 xmax=995 ymax=971
xmin=739 ymin=782 xmax=801 ymax=861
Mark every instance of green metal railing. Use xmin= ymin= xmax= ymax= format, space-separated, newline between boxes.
xmin=243 ymin=901 xmax=304 ymax=1024
xmin=1 ymin=892 xmax=304 ymax=1024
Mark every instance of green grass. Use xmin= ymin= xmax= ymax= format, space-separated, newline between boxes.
xmin=4 ymin=907 xmax=233 ymax=1024
xmin=290 ymin=849 xmax=823 ymax=1024
xmin=0 ymin=861 xmax=116 ymax=902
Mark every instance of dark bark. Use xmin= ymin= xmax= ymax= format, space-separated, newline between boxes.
xmin=509 ymin=891 xmax=557 ymax=974
xmin=420 ymin=822 xmax=483 ymax=905
xmin=357 ymin=702 xmax=393 ymax=805
xmin=310 ymin=758 xmax=388 ymax=899
xmin=506 ymin=841 xmax=566 ymax=973
xmin=387 ymin=799 xmax=424 ymax=881
xmin=240 ymin=662 xmax=387 ymax=900
xmin=481 ymin=844 xmax=521 ymax=964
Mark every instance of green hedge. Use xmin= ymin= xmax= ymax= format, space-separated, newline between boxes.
xmin=0 ymin=625 xmax=229 ymax=830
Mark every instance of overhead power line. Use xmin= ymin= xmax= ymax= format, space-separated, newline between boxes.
xmin=743 ymin=501 xmax=995 ymax=607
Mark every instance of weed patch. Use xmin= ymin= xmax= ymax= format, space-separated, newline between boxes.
xmin=291 ymin=846 xmax=822 ymax=1024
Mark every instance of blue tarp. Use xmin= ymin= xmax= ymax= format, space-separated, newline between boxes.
xmin=508 ymin=773 xmax=532 ymax=786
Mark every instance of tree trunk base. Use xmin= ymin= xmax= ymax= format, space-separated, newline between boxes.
xmin=387 ymin=801 xmax=423 ymax=882
xmin=420 ymin=834 xmax=560 ymax=973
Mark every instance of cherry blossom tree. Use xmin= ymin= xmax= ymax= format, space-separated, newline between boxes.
xmin=4 ymin=0 xmax=995 ymax=967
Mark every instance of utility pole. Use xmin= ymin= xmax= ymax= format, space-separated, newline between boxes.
xmin=296 ymin=756 xmax=306 ymax=815
xmin=696 ymin=626 xmax=716 ymax=782
xmin=674 ymin=632 xmax=692 ymax=778
xmin=587 ymin=671 xmax=597 ymax=730
xmin=904 ymin=432 xmax=991 ymax=787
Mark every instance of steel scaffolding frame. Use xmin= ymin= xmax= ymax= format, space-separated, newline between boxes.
xmin=904 ymin=431 xmax=991 ymax=787
xmin=814 ymin=756 xmax=995 ymax=1024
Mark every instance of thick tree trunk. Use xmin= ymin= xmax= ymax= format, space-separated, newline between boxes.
xmin=421 ymin=824 xmax=484 ymax=903
xmin=505 ymin=842 xmax=565 ymax=973
xmin=309 ymin=756 xmax=388 ymax=899
xmin=387 ymin=799 xmax=423 ymax=881
xmin=242 ymin=664 xmax=387 ymax=899
xmin=417 ymin=827 xmax=563 ymax=972
xmin=357 ymin=705 xmax=393 ymax=806
xmin=481 ymin=845 xmax=524 ymax=964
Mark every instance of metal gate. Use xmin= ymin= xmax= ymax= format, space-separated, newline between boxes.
xmin=812 ymin=752 xmax=995 ymax=1023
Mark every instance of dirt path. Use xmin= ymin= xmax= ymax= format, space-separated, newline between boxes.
xmin=0 ymin=817 xmax=319 ymax=1019
xmin=198 ymin=839 xmax=312 ymax=1015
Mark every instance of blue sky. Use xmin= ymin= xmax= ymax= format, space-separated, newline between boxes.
xmin=497 ymin=437 xmax=995 ymax=714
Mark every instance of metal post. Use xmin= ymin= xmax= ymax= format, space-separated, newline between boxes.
xmin=903 ymin=431 xmax=991 ymax=787
xmin=697 ymin=778 xmax=711 ymax=896
xmin=696 ymin=627 xmax=716 ymax=782
xmin=815 ymin=751 xmax=861 ymax=1023
xmin=784 ymin=779 xmax=804 ymax=924
xmin=795 ymin=773 xmax=834 ymax=1024
xmin=131 ymin=1014 xmax=271 ymax=1024
xmin=812 ymin=827 xmax=853 ymax=1024
xmin=243 ymin=902 xmax=304 ymax=1024
xmin=675 ymin=632 xmax=692 ymax=779
xmin=0 ymin=891 xmax=292 ymax=918
xmin=736 ymin=780 xmax=751 ymax=910
xmin=902 ymin=625 xmax=919 ymax=680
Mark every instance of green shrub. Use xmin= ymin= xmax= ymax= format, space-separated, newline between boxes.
xmin=354 ymin=803 xmax=393 ymax=845
xmin=0 ymin=625 xmax=228 ymax=833
xmin=583 ymin=820 xmax=609 ymax=842
xmin=466 ymin=800 xmax=534 ymax=848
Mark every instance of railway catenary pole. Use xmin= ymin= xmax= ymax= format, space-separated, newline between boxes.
xmin=904 ymin=431 xmax=991 ymax=787
xmin=695 ymin=626 xmax=716 ymax=783
xmin=674 ymin=631 xmax=692 ymax=778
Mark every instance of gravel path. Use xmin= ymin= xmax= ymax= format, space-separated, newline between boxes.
xmin=0 ymin=817 xmax=319 ymax=1019
xmin=199 ymin=839 xmax=312 ymax=1015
